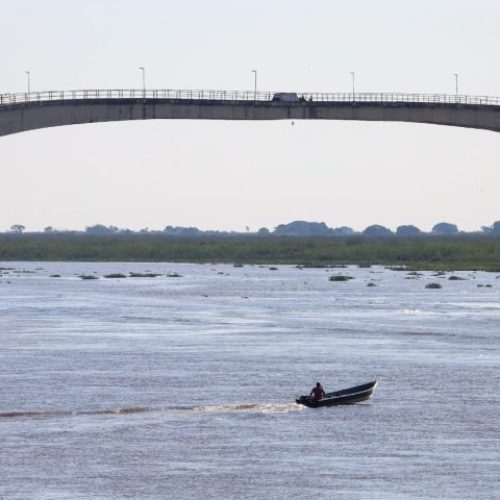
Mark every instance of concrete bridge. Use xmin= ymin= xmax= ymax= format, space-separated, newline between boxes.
xmin=2 ymin=89 xmax=500 ymax=137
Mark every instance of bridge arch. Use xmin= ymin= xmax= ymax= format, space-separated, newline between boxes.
xmin=2 ymin=89 xmax=500 ymax=137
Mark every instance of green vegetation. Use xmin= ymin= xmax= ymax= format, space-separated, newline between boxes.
xmin=329 ymin=274 xmax=354 ymax=281
xmin=129 ymin=272 xmax=162 ymax=278
xmin=425 ymin=282 xmax=442 ymax=289
xmin=104 ymin=273 xmax=127 ymax=279
xmin=0 ymin=234 xmax=499 ymax=271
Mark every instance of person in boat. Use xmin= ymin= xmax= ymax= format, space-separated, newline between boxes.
xmin=310 ymin=382 xmax=325 ymax=400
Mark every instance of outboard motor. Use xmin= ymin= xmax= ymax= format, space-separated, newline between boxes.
xmin=296 ymin=395 xmax=310 ymax=405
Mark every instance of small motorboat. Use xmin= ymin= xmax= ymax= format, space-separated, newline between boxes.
xmin=296 ymin=380 xmax=378 ymax=408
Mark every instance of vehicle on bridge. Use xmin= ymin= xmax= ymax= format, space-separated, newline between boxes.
xmin=272 ymin=92 xmax=300 ymax=103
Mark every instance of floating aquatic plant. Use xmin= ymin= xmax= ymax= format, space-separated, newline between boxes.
xmin=329 ymin=275 xmax=354 ymax=282
xmin=425 ymin=282 xmax=442 ymax=289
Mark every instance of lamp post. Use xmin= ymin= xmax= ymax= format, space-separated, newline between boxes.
xmin=454 ymin=73 xmax=459 ymax=96
xmin=139 ymin=67 xmax=146 ymax=97
xmin=350 ymin=71 xmax=355 ymax=100
xmin=251 ymin=69 xmax=257 ymax=100
xmin=25 ymin=71 xmax=31 ymax=94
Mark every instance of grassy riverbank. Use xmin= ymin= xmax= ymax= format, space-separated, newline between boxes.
xmin=0 ymin=233 xmax=500 ymax=271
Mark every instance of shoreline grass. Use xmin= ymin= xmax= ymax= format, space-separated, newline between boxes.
xmin=0 ymin=234 xmax=499 ymax=272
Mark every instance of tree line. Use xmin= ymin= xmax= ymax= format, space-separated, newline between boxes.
xmin=5 ymin=220 xmax=500 ymax=237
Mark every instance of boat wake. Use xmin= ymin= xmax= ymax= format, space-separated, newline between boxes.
xmin=0 ymin=402 xmax=302 ymax=420
xmin=0 ymin=406 xmax=158 ymax=419
xmin=193 ymin=402 xmax=303 ymax=414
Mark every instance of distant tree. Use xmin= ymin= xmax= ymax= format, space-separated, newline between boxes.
xmin=44 ymin=226 xmax=54 ymax=233
xmin=10 ymin=224 xmax=25 ymax=233
xmin=331 ymin=226 xmax=355 ymax=236
xmin=432 ymin=222 xmax=458 ymax=235
xmin=273 ymin=221 xmax=332 ymax=237
xmin=363 ymin=225 xmax=393 ymax=237
xmin=490 ymin=221 xmax=500 ymax=236
xmin=396 ymin=225 xmax=422 ymax=237
xmin=257 ymin=227 xmax=270 ymax=236
xmin=85 ymin=224 xmax=119 ymax=235
xmin=164 ymin=226 xmax=201 ymax=236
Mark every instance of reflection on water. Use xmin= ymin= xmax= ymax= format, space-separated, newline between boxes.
xmin=0 ymin=262 xmax=499 ymax=499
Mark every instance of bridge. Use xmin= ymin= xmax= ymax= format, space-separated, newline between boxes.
xmin=2 ymin=88 xmax=500 ymax=137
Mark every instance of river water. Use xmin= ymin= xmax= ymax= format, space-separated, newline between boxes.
xmin=0 ymin=262 xmax=498 ymax=499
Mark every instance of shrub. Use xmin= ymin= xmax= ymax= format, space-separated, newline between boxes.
xmin=329 ymin=275 xmax=354 ymax=282
xmin=425 ymin=282 xmax=442 ymax=289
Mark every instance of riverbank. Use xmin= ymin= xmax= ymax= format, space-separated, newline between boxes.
xmin=1 ymin=234 xmax=500 ymax=271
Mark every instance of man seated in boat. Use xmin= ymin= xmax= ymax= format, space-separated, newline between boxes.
xmin=310 ymin=382 xmax=325 ymax=400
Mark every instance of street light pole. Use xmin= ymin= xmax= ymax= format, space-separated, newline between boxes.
xmin=454 ymin=73 xmax=459 ymax=95
xmin=251 ymin=69 xmax=257 ymax=100
xmin=139 ymin=67 xmax=146 ymax=96
xmin=350 ymin=71 xmax=355 ymax=101
xmin=25 ymin=71 xmax=31 ymax=94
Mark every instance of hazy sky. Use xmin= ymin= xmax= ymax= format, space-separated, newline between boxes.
xmin=1 ymin=0 xmax=500 ymax=232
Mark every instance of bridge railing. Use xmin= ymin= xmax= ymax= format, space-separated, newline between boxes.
xmin=1 ymin=89 xmax=500 ymax=106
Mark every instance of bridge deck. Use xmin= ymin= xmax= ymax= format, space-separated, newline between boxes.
xmin=2 ymin=89 xmax=500 ymax=107
xmin=2 ymin=89 xmax=500 ymax=136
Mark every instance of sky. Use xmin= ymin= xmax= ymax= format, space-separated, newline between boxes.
xmin=1 ymin=0 xmax=500 ymax=232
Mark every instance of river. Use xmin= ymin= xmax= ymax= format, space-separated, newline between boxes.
xmin=0 ymin=262 xmax=499 ymax=499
